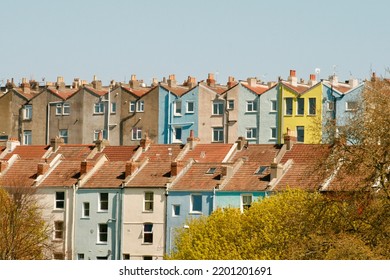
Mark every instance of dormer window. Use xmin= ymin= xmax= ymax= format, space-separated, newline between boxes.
xmin=254 ymin=166 xmax=269 ymax=175
xmin=206 ymin=167 xmax=216 ymax=174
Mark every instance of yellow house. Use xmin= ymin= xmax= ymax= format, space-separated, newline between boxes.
xmin=278 ymin=70 xmax=322 ymax=144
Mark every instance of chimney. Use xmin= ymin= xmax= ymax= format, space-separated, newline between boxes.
xmin=91 ymin=76 xmax=102 ymax=90
xmin=207 ymin=73 xmax=216 ymax=87
xmin=221 ymin=165 xmax=233 ymax=179
xmin=37 ymin=162 xmax=49 ymax=175
xmin=21 ymin=78 xmax=31 ymax=94
xmin=94 ymin=131 xmax=109 ymax=152
xmin=50 ymin=136 xmax=64 ymax=152
xmin=125 ymin=160 xmax=139 ymax=177
xmin=288 ymin=69 xmax=298 ymax=87
xmin=349 ymin=78 xmax=358 ymax=88
xmin=283 ymin=128 xmax=297 ymax=150
xmin=6 ymin=138 xmax=20 ymax=152
xmin=6 ymin=78 xmax=16 ymax=89
xmin=72 ymin=78 xmax=81 ymax=89
xmin=270 ymin=160 xmax=283 ymax=180
xmin=187 ymin=130 xmax=199 ymax=150
xmin=329 ymin=75 xmax=338 ymax=86
xmin=151 ymin=78 xmax=159 ymax=87
xmin=227 ymin=76 xmax=236 ymax=88
xmin=29 ymin=80 xmax=39 ymax=90
xmin=308 ymin=74 xmax=317 ymax=86
xmin=171 ymin=161 xmax=184 ymax=177
xmin=56 ymin=76 xmax=66 ymax=90
xmin=247 ymin=77 xmax=257 ymax=87
xmin=185 ymin=76 xmax=196 ymax=88
xmin=130 ymin=74 xmax=140 ymax=88
xmin=371 ymin=72 xmax=377 ymax=82
xmin=168 ymin=74 xmax=177 ymax=88
xmin=236 ymin=136 xmax=246 ymax=151
xmin=140 ymin=133 xmax=152 ymax=150
xmin=80 ymin=160 xmax=94 ymax=175
xmin=0 ymin=161 xmax=8 ymax=173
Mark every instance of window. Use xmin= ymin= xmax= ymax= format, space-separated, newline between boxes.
xmin=136 ymin=100 xmax=144 ymax=112
xmin=53 ymin=253 xmax=64 ymax=260
xmin=94 ymin=102 xmax=105 ymax=114
xmin=270 ymin=127 xmax=277 ymax=140
xmin=129 ymin=101 xmax=136 ymax=112
xmin=123 ymin=254 xmax=130 ymax=260
xmin=212 ymin=127 xmax=224 ymax=142
xmin=63 ymin=103 xmax=70 ymax=115
xmin=143 ymin=256 xmax=153 ymax=260
xmin=99 ymin=193 xmax=108 ymax=211
xmin=98 ymin=223 xmax=108 ymax=243
xmin=77 ymin=254 xmax=85 ymax=260
xmin=174 ymin=100 xmax=182 ymax=115
xmin=246 ymin=127 xmax=257 ymax=140
xmin=144 ymin=192 xmax=154 ymax=212
xmin=285 ymin=98 xmax=293 ymax=116
xmin=143 ymin=223 xmax=153 ymax=244
xmin=54 ymin=221 xmax=64 ymax=240
xmin=82 ymin=202 xmax=90 ymax=218
xmin=173 ymin=127 xmax=182 ymax=142
xmin=111 ymin=102 xmax=116 ymax=114
xmin=55 ymin=192 xmax=65 ymax=209
xmin=297 ymin=126 xmax=305 ymax=143
xmin=212 ymin=100 xmax=224 ymax=115
xmin=270 ymin=100 xmax=277 ymax=112
xmin=132 ymin=127 xmax=142 ymax=140
xmin=297 ymin=98 xmax=304 ymax=115
xmin=308 ymin=98 xmax=316 ymax=115
xmin=206 ymin=167 xmax=216 ymax=174
xmin=93 ymin=129 xmax=107 ymax=141
xmin=186 ymin=101 xmax=194 ymax=113
xmin=254 ymin=166 xmax=269 ymax=175
xmin=23 ymin=105 xmax=32 ymax=120
xmin=59 ymin=129 xmax=68 ymax=144
xmin=227 ymin=100 xmax=234 ymax=110
xmin=23 ymin=130 xmax=32 ymax=145
xmin=346 ymin=101 xmax=358 ymax=111
xmin=327 ymin=101 xmax=335 ymax=111
xmin=246 ymin=100 xmax=257 ymax=112
xmin=191 ymin=194 xmax=202 ymax=213
xmin=242 ymin=194 xmax=252 ymax=211
xmin=56 ymin=104 xmax=62 ymax=115
xmin=172 ymin=205 xmax=180 ymax=217
xmin=97 ymin=256 xmax=108 ymax=260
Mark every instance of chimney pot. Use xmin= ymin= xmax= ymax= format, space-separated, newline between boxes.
xmin=283 ymin=128 xmax=297 ymax=150
xmin=207 ymin=73 xmax=216 ymax=87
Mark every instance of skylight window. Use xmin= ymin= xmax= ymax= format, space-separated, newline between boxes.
xmin=206 ymin=167 xmax=216 ymax=174
xmin=254 ymin=166 xmax=268 ymax=175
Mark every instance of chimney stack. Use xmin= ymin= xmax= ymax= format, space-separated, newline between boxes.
xmin=80 ymin=160 xmax=94 ymax=175
xmin=125 ymin=160 xmax=139 ymax=177
xmin=349 ymin=78 xmax=358 ymax=88
xmin=308 ymin=74 xmax=317 ymax=86
xmin=227 ymin=76 xmax=236 ymax=88
xmin=329 ymin=75 xmax=338 ymax=86
xmin=21 ymin=77 xmax=31 ymax=94
xmin=171 ymin=161 xmax=184 ymax=177
xmin=151 ymin=78 xmax=159 ymax=87
xmin=130 ymin=74 xmax=140 ymax=88
xmin=91 ymin=75 xmax=102 ymax=90
xmin=94 ymin=130 xmax=109 ymax=152
xmin=283 ymin=128 xmax=296 ymax=150
xmin=270 ymin=160 xmax=283 ymax=180
xmin=50 ymin=137 xmax=64 ymax=152
xmin=37 ymin=162 xmax=49 ymax=175
xmin=207 ymin=73 xmax=216 ymax=87
xmin=247 ymin=77 xmax=257 ymax=87
xmin=140 ymin=133 xmax=152 ymax=150
xmin=56 ymin=76 xmax=66 ymax=90
xmin=6 ymin=138 xmax=20 ymax=152
xmin=167 ymin=74 xmax=177 ymax=88
xmin=288 ymin=70 xmax=298 ymax=87
xmin=236 ymin=136 xmax=246 ymax=151
xmin=221 ymin=165 xmax=233 ymax=179
xmin=187 ymin=130 xmax=199 ymax=150
xmin=185 ymin=76 xmax=196 ymax=88
xmin=371 ymin=72 xmax=377 ymax=82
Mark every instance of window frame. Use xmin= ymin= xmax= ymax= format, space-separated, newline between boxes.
xmin=212 ymin=100 xmax=224 ymax=115
xmin=172 ymin=204 xmax=180 ymax=217
xmin=270 ymin=100 xmax=277 ymax=112
xmin=144 ymin=192 xmax=154 ymax=212
xmin=296 ymin=97 xmax=304 ymax=116
xmin=23 ymin=130 xmax=32 ymax=145
xmin=186 ymin=101 xmax=194 ymax=113
xmin=59 ymin=129 xmax=68 ymax=144
xmin=346 ymin=101 xmax=358 ymax=111
xmin=94 ymin=102 xmax=105 ymax=114
xmin=270 ymin=127 xmax=277 ymax=140
xmin=246 ymin=127 xmax=257 ymax=140
xmin=98 ymin=223 xmax=108 ymax=243
xmin=129 ymin=101 xmax=136 ymax=112
xmin=131 ymin=127 xmax=142 ymax=140
xmin=143 ymin=223 xmax=153 ymax=244
xmin=136 ymin=100 xmax=144 ymax=112
xmin=82 ymin=202 xmax=90 ymax=218
xmin=173 ymin=100 xmax=182 ymax=116
xmin=285 ymin=97 xmax=293 ymax=116
xmin=111 ymin=102 xmax=116 ymax=114
xmin=190 ymin=194 xmax=202 ymax=213
xmin=241 ymin=194 xmax=253 ymax=211
xmin=23 ymin=104 xmax=33 ymax=120
xmin=99 ymin=193 xmax=109 ymax=212
xmin=296 ymin=126 xmax=305 ymax=143
xmin=212 ymin=127 xmax=224 ymax=143
xmin=308 ymin=98 xmax=316 ymax=115
xmin=227 ymin=99 xmax=235 ymax=110
xmin=55 ymin=191 xmax=65 ymax=210
xmin=54 ymin=221 xmax=64 ymax=240
xmin=246 ymin=100 xmax=257 ymax=112
xmin=327 ymin=101 xmax=335 ymax=111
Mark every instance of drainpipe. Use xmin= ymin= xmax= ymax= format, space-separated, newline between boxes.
xmin=64 ymin=186 xmax=70 ymax=259
xmin=71 ymin=183 xmax=77 ymax=260
xmin=167 ymin=90 xmax=172 ymax=144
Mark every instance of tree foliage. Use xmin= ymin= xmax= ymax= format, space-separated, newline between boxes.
xmin=0 ymin=186 xmax=52 ymax=260
xmin=168 ymin=190 xmax=389 ymax=260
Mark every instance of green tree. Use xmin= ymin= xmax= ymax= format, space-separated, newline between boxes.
xmin=0 ymin=186 xmax=52 ymax=259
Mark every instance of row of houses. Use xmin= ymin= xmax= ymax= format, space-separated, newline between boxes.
xmin=0 ymin=70 xmax=364 ymax=146
xmin=0 ymin=132 xmax=347 ymax=260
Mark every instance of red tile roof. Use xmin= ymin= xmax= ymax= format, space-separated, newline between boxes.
xmin=121 ymin=86 xmax=152 ymax=97
xmin=47 ymin=87 xmax=79 ymax=100
xmin=82 ymin=161 xmax=125 ymax=188
xmin=125 ymin=161 xmax=172 ymax=188
xmin=138 ymin=144 xmax=184 ymax=162
xmin=0 ymin=159 xmax=40 ymax=187
xmin=54 ymin=145 xmax=95 ymax=160
xmin=160 ymin=84 xmax=193 ymax=97
xmin=181 ymin=143 xmax=233 ymax=163
xmin=2 ymin=145 xmax=50 ymax=160
xmin=230 ymin=144 xmax=281 ymax=163
xmin=102 ymin=146 xmax=138 ymax=161
xmin=83 ymin=86 xmax=109 ymax=97
xmin=241 ymin=82 xmax=271 ymax=95
xmin=13 ymin=88 xmax=37 ymax=100
xmin=281 ymin=81 xmax=311 ymax=94
xmin=200 ymin=82 xmax=228 ymax=95
xmin=38 ymin=161 xmax=81 ymax=187
xmin=222 ymin=162 xmax=270 ymax=191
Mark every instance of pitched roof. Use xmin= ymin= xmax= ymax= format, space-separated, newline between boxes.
xmin=222 ymin=162 xmax=270 ymax=191
xmin=47 ymin=87 xmax=80 ymax=100
xmin=137 ymin=144 xmax=184 ymax=162
xmin=240 ymin=82 xmax=271 ymax=95
xmin=2 ymin=145 xmax=50 ymax=160
xmin=83 ymin=86 xmax=108 ymax=97
xmin=199 ymin=81 xmax=228 ymax=95
xmin=53 ymin=145 xmax=95 ymax=160
xmin=159 ymin=84 xmax=194 ymax=97
xmin=102 ymin=146 xmax=138 ymax=161
xmin=0 ymin=159 xmax=40 ymax=187
xmin=181 ymin=143 xmax=233 ymax=163
xmin=229 ymin=144 xmax=281 ymax=163
xmin=121 ymin=86 xmax=152 ymax=97
xmin=125 ymin=161 xmax=172 ymax=188
xmin=170 ymin=163 xmax=226 ymax=191
xmin=281 ymin=81 xmax=311 ymax=94
xmin=38 ymin=161 xmax=81 ymax=187
xmin=82 ymin=161 xmax=125 ymax=188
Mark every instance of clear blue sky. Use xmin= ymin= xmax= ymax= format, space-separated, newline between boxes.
xmin=1 ymin=0 xmax=389 ymax=86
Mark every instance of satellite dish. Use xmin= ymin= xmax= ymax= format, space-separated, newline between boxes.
xmin=315 ymin=68 xmax=320 ymax=74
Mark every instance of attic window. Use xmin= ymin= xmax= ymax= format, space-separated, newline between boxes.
xmin=254 ymin=166 xmax=268 ymax=175
xmin=206 ymin=167 xmax=216 ymax=174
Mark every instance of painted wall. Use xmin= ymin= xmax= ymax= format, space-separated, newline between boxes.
xmin=237 ymin=85 xmax=260 ymax=144
xmin=335 ymin=84 xmax=364 ymax=127
xmin=215 ymin=191 xmax=267 ymax=210
xmin=259 ymin=85 xmax=279 ymax=144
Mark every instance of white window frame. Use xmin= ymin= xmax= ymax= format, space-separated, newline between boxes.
xmin=94 ymin=102 xmax=105 ymax=114
xmin=241 ymin=194 xmax=253 ymax=211
xmin=308 ymin=98 xmax=316 ymax=115
xmin=143 ymin=223 xmax=153 ymax=244
xmin=23 ymin=104 xmax=32 ymax=120
xmin=270 ymin=127 xmax=277 ymax=140
xmin=172 ymin=204 xmax=180 ymax=217
xmin=212 ymin=100 xmax=224 ymax=115
xmin=212 ymin=127 xmax=224 ymax=143
xmin=98 ymin=223 xmax=108 ymax=243
xmin=296 ymin=97 xmax=304 ymax=116
xmin=93 ymin=129 xmax=107 ymax=141
xmin=227 ymin=99 xmax=234 ymax=110
xmin=55 ymin=191 xmax=65 ymax=209
xmin=297 ymin=126 xmax=305 ymax=143
xmin=186 ymin=101 xmax=194 ymax=113
xmin=246 ymin=127 xmax=257 ymax=140
xmin=111 ymin=102 xmax=116 ymax=114
xmin=285 ymin=97 xmax=293 ymax=116
xmin=82 ymin=202 xmax=90 ymax=218
xmin=129 ymin=101 xmax=136 ymax=112
xmin=99 ymin=193 xmax=108 ymax=212
xmin=136 ymin=100 xmax=144 ymax=112
xmin=190 ymin=194 xmax=202 ymax=213
xmin=23 ymin=130 xmax=32 ymax=145
xmin=173 ymin=100 xmax=182 ymax=116
xmin=173 ymin=127 xmax=182 ymax=143
xmin=246 ymin=100 xmax=257 ymax=112
xmin=62 ymin=103 xmax=70 ymax=115
xmin=132 ymin=127 xmax=142 ymax=140
xmin=54 ymin=221 xmax=64 ymax=240
xmin=270 ymin=100 xmax=277 ymax=112
xmin=59 ymin=129 xmax=68 ymax=144
xmin=56 ymin=103 xmax=62 ymax=115
xmin=144 ymin=192 xmax=154 ymax=212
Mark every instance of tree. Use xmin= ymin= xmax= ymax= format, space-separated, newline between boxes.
xmin=168 ymin=190 xmax=384 ymax=260
xmin=0 ymin=185 xmax=52 ymax=259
